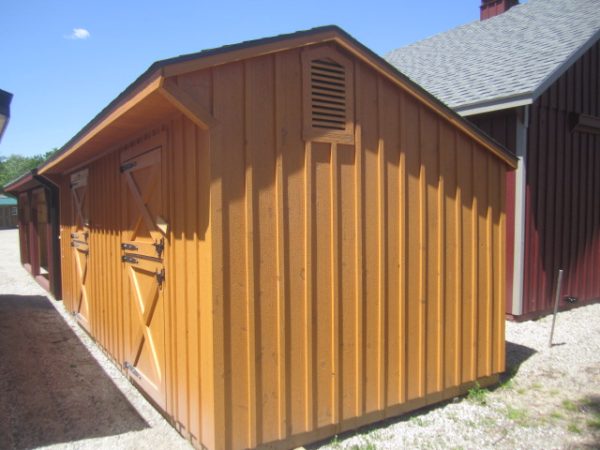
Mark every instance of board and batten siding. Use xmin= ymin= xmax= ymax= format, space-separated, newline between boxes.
xmin=175 ymin=44 xmax=507 ymax=449
xmin=58 ymin=118 xmax=217 ymax=448
xmin=57 ymin=41 xmax=508 ymax=450
xmin=522 ymin=39 xmax=600 ymax=316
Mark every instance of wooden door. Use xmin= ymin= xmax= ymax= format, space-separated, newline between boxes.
xmin=70 ymin=169 xmax=91 ymax=332
xmin=120 ymin=145 xmax=167 ymax=409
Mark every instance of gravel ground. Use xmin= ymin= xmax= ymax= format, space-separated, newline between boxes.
xmin=1 ymin=227 xmax=599 ymax=450
xmin=314 ymin=304 xmax=600 ymax=449
xmin=0 ymin=229 xmax=191 ymax=450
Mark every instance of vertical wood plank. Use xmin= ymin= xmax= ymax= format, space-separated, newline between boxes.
xmin=376 ymin=77 xmax=388 ymax=410
xmin=397 ymin=93 xmax=407 ymax=405
xmin=273 ymin=52 xmax=288 ymax=440
xmin=404 ymin=95 xmax=423 ymax=400
xmin=359 ymin=65 xmax=380 ymax=413
xmin=474 ymin=147 xmax=491 ymax=378
xmin=184 ymin=118 xmax=201 ymax=443
xmin=275 ymin=48 xmax=307 ymax=436
xmin=381 ymin=80 xmax=402 ymax=407
xmin=458 ymin=136 xmax=476 ymax=383
xmin=246 ymin=54 xmax=280 ymax=444
xmin=330 ymin=143 xmax=341 ymax=424
xmin=339 ymin=142 xmax=358 ymax=420
xmin=243 ymin=59 xmax=258 ymax=448
xmin=304 ymin=140 xmax=314 ymax=429
xmin=353 ymin=59 xmax=365 ymax=416
xmin=213 ymin=62 xmax=249 ymax=450
xmin=421 ymin=107 xmax=442 ymax=394
xmin=442 ymin=127 xmax=461 ymax=388
xmin=492 ymin=161 xmax=505 ymax=374
xmin=313 ymin=141 xmax=334 ymax=428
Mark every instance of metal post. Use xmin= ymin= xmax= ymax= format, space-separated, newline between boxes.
xmin=549 ymin=269 xmax=564 ymax=347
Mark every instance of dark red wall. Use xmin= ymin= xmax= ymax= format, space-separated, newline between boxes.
xmin=470 ymin=109 xmax=519 ymax=315
xmin=523 ymin=39 xmax=600 ymax=315
xmin=469 ymin=39 xmax=600 ymax=316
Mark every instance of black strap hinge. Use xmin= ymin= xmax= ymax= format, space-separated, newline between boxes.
xmin=153 ymin=238 xmax=164 ymax=259
xmin=120 ymin=161 xmax=137 ymax=173
xmin=155 ymin=268 xmax=165 ymax=287
xmin=122 ymin=255 xmax=138 ymax=264
xmin=124 ymin=361 xmax=142 ymax=379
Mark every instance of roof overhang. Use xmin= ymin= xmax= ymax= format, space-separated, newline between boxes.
xmin=37 ymin=26 xmax=517 ymax=174
xmin=41 ymin=76 xmax=169 ymax=174
xmin=0 ymin=89 xmax=13 ymax=143
xmin=456 ymin=95 xmax=533 ymax=117
xmin=4 ymin=170 xmax=39 ymax=194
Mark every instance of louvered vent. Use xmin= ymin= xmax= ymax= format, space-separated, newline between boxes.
xmin=310 ymin=58 xmax=347 ymax=131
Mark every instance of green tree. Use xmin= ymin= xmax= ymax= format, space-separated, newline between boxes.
xmin=0 ymin=148 xmax=59 ymax=194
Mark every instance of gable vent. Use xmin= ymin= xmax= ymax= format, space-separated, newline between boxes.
xmin=310 ymin=58 xmax=347 ymax=131
xmin=302 ymin=46 xmax=354 ymax=144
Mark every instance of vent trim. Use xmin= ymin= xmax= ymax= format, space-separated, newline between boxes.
xmin=302 ymin=46 xmax=354 ymax=144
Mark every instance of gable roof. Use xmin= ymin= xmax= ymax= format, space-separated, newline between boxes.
xmin=37 ymin=26 xmax=516 ymax=175
xmin=386 ymin=0 xmax=600 ymax=116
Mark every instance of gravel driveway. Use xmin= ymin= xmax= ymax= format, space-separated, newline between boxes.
xmin=0 ymin=229 xmax=191 ymax=450
xmin=1 ymin=227 xmax=599 ymax=449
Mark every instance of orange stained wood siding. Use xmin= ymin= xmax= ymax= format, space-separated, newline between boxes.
xmin=176 ymin=45 xmax=507 ymax=449
xmin=56 ymin=42 xmax=509 ymax=450
xmin=58 ymin=119 xmax=215 ymax=449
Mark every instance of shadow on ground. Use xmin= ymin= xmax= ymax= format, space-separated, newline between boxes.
xmin=498 ymin=340 xmax=537 ymax=386
xmin=306 ymin=340 xmax=538 ymax=449
xmin=0 ymin=295 xmax=148 ymax=449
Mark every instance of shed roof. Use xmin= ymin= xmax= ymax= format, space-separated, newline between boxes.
xmin=385 ymin=0 xmax=600 ymax=115
xmin=38 ymin=26 xmax=516 ymax=174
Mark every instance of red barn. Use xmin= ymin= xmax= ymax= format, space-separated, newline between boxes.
xmin=387 ymin=0 xmax=600 ymax=318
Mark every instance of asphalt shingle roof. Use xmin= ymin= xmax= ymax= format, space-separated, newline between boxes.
xmin=385 ymin=0 xmax=600 ymax=114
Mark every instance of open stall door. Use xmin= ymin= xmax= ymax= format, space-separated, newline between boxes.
xmin=120 ymin=145 xmax=167 ymax=409
xmin=70 ymin=169 xmax=91 ymax=332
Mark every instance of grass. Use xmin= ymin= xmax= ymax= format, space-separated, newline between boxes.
xmin=568 ymin=422 xmax=582 ymax=434
xmin=586 ymin=413 xmax=600 ymax=430
xmin=499 ymin=365 xmax=519 ymax=390
xmin=499 ymin=377 xmax=514 ymax=390
xmin=329 ymin=434 xmax=341 ymax=449
xmin=467 ymin=382 xmax=489 ymax=406
xmin=506 ymin=407 xmax=529 ymax=426
xmin=410 ymin=416 xmax=426 ymax=427
xmin=479 ymin=416 xmax=498 ymax=428
xmin=562 ymin=399 xmax=578 ymax=412
xmin=348 ymin=435 xmax=377 ymax=450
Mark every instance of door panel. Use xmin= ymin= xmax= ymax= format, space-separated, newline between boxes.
xmin=120 ymin=146 xmax=167 ymax=409
xmin=70 ymin=169 xmax=91 ymax=332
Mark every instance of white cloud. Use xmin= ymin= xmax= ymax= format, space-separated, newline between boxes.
xmin=66 ymin=28 xmax=90 ymax=40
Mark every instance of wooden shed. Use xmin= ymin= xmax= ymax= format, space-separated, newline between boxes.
xmin=0 ymin=195 xmax=18 ymax=228
xmin=4 ymin=173 xmax=62 ymax=298
xmin=36 ymin=26 xmax=516 ymax=450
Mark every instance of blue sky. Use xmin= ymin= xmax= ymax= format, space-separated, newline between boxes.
xmin=0 ymin=0 xmax=483 ymax=157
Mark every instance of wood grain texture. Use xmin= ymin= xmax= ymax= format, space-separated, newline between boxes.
xmin=54 ymin=42 xmax=509 ymax=450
